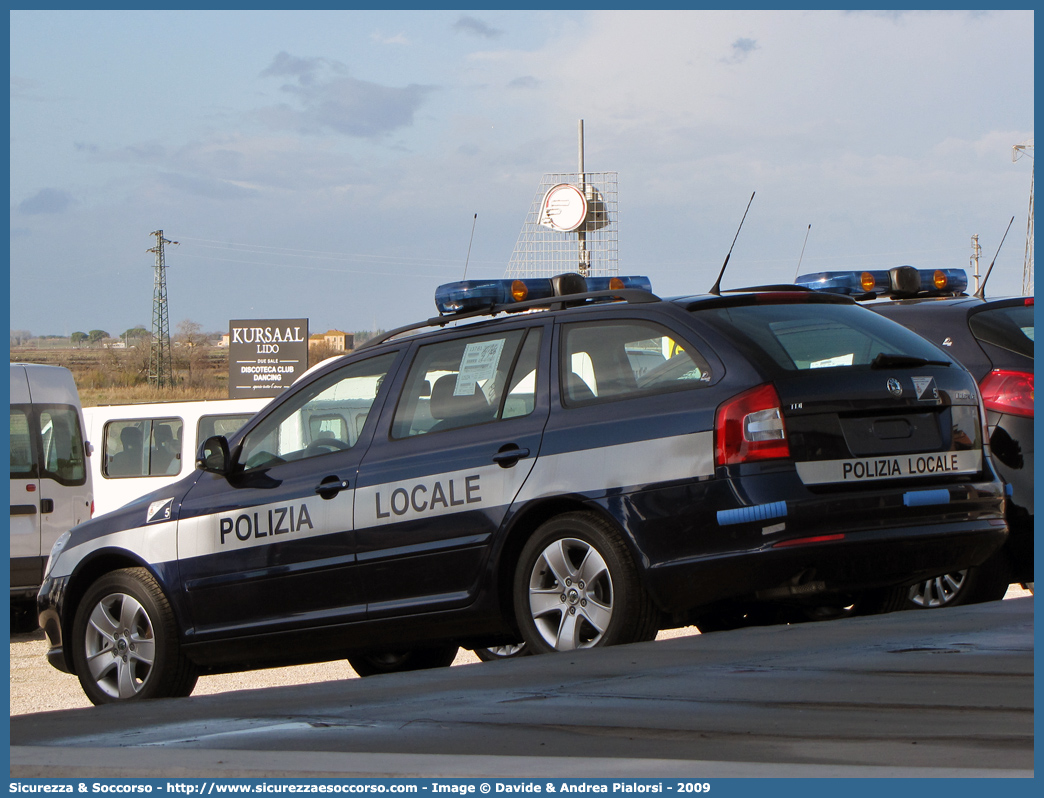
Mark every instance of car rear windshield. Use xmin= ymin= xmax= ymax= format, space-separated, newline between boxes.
xmin=696 ymin=302 xmax=954 ymax=373
xmin=969 ymin=304 xmax=1034 ymax=358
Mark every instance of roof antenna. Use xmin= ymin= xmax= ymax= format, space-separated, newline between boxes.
xmin=793 ymin=223 xmax=811 ymax=282
xmin=975 ymin=215 xmax=1014 ymax=299
xmin=462 ymin=213 xmax=478 ymax=280
xmin=710 ymin=191 xmax=755 ymax=296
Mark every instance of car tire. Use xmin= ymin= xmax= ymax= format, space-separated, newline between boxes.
xmin=906 ymin=549 xmax=1012 ymax=609
xmin=513 ymin=512 xmax=658 ymax=654
xmin=347 ymin=645 xmax=459 ymax=677
xmin=850 ymin=584 xmax=909 ymax=615
xmin=70 ymin=567 xmax=198 ymax=705
xmin=473 ymin=643 xmax=529 ymax=661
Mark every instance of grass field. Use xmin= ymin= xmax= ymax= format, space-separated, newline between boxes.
xmin=11 ymin=346 xmax=232 ymax=407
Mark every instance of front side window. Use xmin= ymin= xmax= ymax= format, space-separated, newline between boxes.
xmin=103 ymin=417 xmax=183 ymax=478
xmin=38 ymin=405 xmax=87 ymax=485
xmin=560 ymin=320 xmax=712 ymax=405
xmin=392 ymin=327 xmax=540 ymax=438
xmin=238 ymin=352 xmax=397 ymax=471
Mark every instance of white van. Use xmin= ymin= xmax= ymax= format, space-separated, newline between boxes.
xmin=83 ymin=397 xmax=270 ymax=516
xmin=9 ymin=364 xmax=93 ymax=610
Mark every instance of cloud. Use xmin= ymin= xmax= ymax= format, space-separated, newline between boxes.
xmin=370 ymin=31 xmax=410 ymax=46
xmin=156 ymin=171 xmax=260 ymax=200
xmin=722 ymin=37 xmax=759 ymax=64
xmin=453 ymin=16 xmax=504 ymax=39
xmin=257 ymin=51 xmax=435 ymax=139
xmin=507 ymin=76 xmax=540 ymax=90
xmin=18 ymin=188 xmax=75 ymax=215
xmin=259 ymin=52 xmax=346 ymax=85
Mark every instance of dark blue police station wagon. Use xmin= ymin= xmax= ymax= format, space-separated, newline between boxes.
xmin=38 ymin=274 xmax=1008 ymax=703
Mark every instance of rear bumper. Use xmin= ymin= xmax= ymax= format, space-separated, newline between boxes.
xmin=630 ymin=471 xmax=1007 ymax=614
xmin=645 ymin=517 xmax=1007 ymax=613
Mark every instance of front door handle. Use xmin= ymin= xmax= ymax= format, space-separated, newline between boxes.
xmin=315 ymin=477 xmax=350 ymax=500
xmin=492 ymin=446 xmax=531 ymax=468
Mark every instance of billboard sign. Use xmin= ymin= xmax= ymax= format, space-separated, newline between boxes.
xmin=229 ymin=318 xmax=308 ymax=399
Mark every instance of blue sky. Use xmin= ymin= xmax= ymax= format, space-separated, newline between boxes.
xmin=9 ymin=9 xmax=1035 ymax=337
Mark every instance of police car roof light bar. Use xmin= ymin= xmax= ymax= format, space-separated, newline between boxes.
xmin=434 ymin=275 xmax=653 ymax=315
xmin=358 ymin=277 xmax=658 ymax=351
xmin=795 ymin=268 xmax=967 ymax=299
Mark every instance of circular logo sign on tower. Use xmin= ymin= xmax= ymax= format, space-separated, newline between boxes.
xmin=539 ymin=184 xmax=589 ymax=232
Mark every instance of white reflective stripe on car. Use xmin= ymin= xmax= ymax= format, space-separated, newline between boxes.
xmin=515 ymin=431 xmax=715 ymax=503
xmin=355 ymin=461 xmax=535 ymax=528
xmin=177 ymin=491 xmax=354 ymax=558
xmin=47 ymin=520 xmax=179 ymax=580
xmin=795 ymin=450 xmax=983 ymax=486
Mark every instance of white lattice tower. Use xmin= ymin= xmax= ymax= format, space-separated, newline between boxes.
xmin=506 ymin=172 xmax=619 ymax=279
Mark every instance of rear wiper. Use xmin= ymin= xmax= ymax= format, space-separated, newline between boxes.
xmin=871 ymin=353 xmax=951 ymax=369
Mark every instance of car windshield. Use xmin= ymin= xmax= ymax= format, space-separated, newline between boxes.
xmin=696 ymin=302 xmax=954 ymax=373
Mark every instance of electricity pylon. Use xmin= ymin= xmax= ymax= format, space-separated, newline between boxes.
xmin=147 ymin=230 xmax=177 ymax=387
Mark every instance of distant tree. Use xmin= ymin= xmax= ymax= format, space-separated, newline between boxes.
xmin=352 ymin=330 xmax=385 ymax=346
xmin=175 ymin=319 xmax=208 ymax=347
xmin=122 ymin=326 xmax=150 ymax=342
xmin=10 ymin=329 xmax=33 ymax=346
xmin=87 ymin=329 xmax=110 ymax=344
xmin=174 ymin=319 xmax=210 ymax=386
xmin=70 ymin=331 xmax=88 ymax=347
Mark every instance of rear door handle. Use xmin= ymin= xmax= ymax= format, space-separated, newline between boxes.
xmin=315 ymin=477 xmax=350 ymax=500
xmin=492 ymin=446 xmax=531 ymax=468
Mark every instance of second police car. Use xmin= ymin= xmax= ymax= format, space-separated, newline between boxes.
xmin=796 ymin=265 xmax=1033 ymax=607
xmin=38 ymin=273 xmax=1008 ymax=703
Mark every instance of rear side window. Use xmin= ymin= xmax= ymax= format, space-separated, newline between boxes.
xmin=11 ymin=404 xmax=88 ymax=485
xmin=969 ymin=305 xmax=1034 ymax=358
xmin=197 ymin=413 xmax=256 ymax=446
xmin=698 ymin=303 xmax=952 ymax=372
xmin=392 ymin=327 xmax=540 ymax=438
xmin=10 ymin=406 xmax=36 ymax=478
xmin=39 ymin=406 xmax=88 ymax=485
xmin=560 ymin=320 xmax=711 ymax=405
xmin=103 ymin=417 xmax=183 ymax=478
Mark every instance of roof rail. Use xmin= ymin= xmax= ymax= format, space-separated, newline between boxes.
xmin=721 ymin=283 xmax=813 ymax=293
xmin=358 ymin=287 xmax=661 ymax=351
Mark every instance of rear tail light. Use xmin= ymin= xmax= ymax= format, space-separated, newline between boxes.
xmin=979 ymin=369 xmax=1034 ymax=418
xmin=715 ymin=383 xmax=790 ymax=466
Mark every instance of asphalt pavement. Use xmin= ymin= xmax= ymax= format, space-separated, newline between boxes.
xmin=10 ymin=597 xmax=1034 ymax=778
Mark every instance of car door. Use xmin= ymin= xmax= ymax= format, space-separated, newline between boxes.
xmin=514 ymin=313 xmax=734 ymax=562
xmin=10 ymin=369 xmax=91 ymax=593
xmin=9 ymin=377 xmax=42 ymax=592
xmin=176 ymin=350 xmax=402 ymax=637
xmin=354 ymin=321 xmax=550 ymax=617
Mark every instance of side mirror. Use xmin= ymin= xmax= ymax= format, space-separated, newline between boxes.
xmin=197 ymin=435 xmax=231 ymax=475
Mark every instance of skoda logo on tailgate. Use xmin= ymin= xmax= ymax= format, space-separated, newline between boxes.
xmin=886 ymin=378 xmax=903 ymax=397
